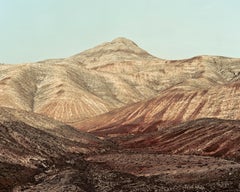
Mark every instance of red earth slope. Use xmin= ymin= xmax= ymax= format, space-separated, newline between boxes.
xmin=73 ymin=81 xmax=240 ymax=137
xmin=114 ymin=118 xmax=240 ymax=160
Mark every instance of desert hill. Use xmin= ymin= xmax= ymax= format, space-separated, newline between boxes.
xmin=0 ymin=38 xmax=240 ymax=125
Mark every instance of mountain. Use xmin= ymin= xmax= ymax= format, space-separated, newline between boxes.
xmin=0 ymin=38 xmax=240 ymax=125
xmin=1 ymin=37 xmax=240 ymax=191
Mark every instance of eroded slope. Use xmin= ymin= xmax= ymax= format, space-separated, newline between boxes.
xmin=0 ymin=38 xmax=240 ymax=124
xmin=74 ymin=81 xmax=240 ymax=136
xmin=113 ymin=118 xmax=240 ymax=160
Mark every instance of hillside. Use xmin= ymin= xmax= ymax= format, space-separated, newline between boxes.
xmin=73 ymin=81 xmax=240 ymax=136
xmin=0 ymin=38 xmax=240 ymax=125
xmin=1 ymin=108 xmax=240 ymax=191
xmin=115 ymin=118 xmax=240 ymax=160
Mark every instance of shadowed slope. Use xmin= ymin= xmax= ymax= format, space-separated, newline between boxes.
xmin=4 ymin=108 xmax=240 ymax=191
xmin=0 ymin=115 xmax=165 ymax=191
xmin=114 ymin=118 xmax=240 ymax=160
xmin=1 ymin=109 xmax=240 ymax=191
xmin=85 ymin=118 xmax=240 ymax=188
xmin=0 ymin=107 xmax=108 ymax=162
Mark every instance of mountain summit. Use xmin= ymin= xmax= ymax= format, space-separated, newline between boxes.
xmin=70 ymin=37 xmax=157 ymax=68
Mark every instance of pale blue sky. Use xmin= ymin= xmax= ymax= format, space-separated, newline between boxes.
xmin=0 ymin=0 xmax=240 ymax=63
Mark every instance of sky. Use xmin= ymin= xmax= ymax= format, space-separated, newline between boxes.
xmin=0 ymin=0 xmax=240 ymax=64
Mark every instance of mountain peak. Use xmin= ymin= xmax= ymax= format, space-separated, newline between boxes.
xmin=70 ymin=37 xmax=157 ymax=68
xmin=111 ymin=37 xmax=138 ymax=46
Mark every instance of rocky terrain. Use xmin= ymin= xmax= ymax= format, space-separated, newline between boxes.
xmin=1 ymin=109 xmax=240 ymax=191
xmin=1 ymin=37 xmax=240 ymax=191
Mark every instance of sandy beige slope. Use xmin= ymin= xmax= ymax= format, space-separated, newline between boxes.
xmin=0 ymin=38 xmax=240 ymax=125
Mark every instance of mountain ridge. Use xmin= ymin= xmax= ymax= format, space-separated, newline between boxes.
xmin=0 ymin=37 xmax=240 ymax=125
